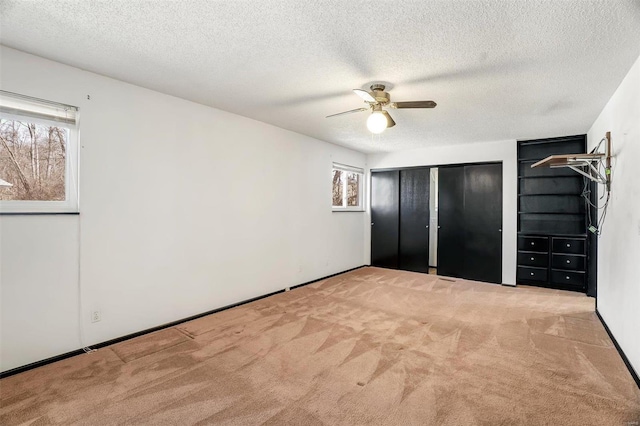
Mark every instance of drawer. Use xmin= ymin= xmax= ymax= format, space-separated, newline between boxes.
xmin=552 ymin=237 xmax=585 ymax=254
xmin=518 ymin=252 xmax=549 ymax=268
xmin=551 ymin=270 xmax=585 ymax=288
xmin=518 ymin=236 xmax=549 ymax=253
xmin=552 ymin=254 xmax=585 ymax=271
xmin=517 ymin=266 xmax=548 ymax=283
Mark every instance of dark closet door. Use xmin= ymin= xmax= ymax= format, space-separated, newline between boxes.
xmin=399 ymin=168 xmax=430 ymax=273
xmin=464 ymin=163 xmax=503 ymax=284
xmin=371 ymin=170 xmax=400 ymax=268
xmin=438 ymin=166 xmax=465 ymax=278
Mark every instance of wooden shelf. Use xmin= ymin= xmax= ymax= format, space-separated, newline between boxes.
xmin=518 ymin=231 xmax=587 ymax=237
xmin=518 ymin=193 xmax=582 ymax=197
xmin=517 ymin=135 xmax=588 ymax=146
xmin=518 ymin=212 xmax=584 ymax=216
xmin=531 ymin=153 xmax=604 ymax=168
xmin=519 ymin=158 xmax=543 ymax=163
xmin=518 ymin=175 xmax=579 ymax=179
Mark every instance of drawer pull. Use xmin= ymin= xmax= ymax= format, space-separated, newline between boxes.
xmin=531 ymin=272 xmax=535 ymax=276
xmin=566 ymin=243 xmax=571 ymax=248
xmin=566 ymin=260 xmax=571 ymax=264
xmin=531 ymin=257 xmax=535 ymax=261
xmin=531 ymin=242 xmax=535 ymax=246
xmin=566 ymin=276 xmax=570 ymax=280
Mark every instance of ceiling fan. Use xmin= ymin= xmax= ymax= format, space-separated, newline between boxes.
xmin=326 ymin=84 xmax=437 ymax=134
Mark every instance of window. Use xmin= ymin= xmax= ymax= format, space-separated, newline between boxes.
xmin=332 ymin=163 xmax=364 ymax=211
xmin=0 ymin=91 xmax=79 ymax=213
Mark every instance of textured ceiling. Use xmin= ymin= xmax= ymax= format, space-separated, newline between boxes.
xmin=1 ymin=1 xmax=640 ymax=153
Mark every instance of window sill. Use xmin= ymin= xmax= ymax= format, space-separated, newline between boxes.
xmin=1 ymin=200 xmax=79 ymax=215
xmin=0 ymin=211 xmax=80 ymax=216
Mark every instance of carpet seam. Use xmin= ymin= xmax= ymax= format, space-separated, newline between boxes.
xmin=174 ymin=327 xmax=196 ymax=340
xmin=106 ymin=347 xmax=126 ymax=364
xmin=110 ymin=337 xmax=194 ymax=363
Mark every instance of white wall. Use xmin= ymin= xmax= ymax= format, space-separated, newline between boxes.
xmin=0 ymin=46 xmax=366 ymax=372
xmin=1 ymin=216 xmax=80 ymax=370
xmin=587 ymin=53 xmax=640 ymax=376
xmin=365 ymin=139 xmax=518 ymax=285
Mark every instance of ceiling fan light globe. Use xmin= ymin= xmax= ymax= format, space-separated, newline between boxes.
xmin=367 ymin=112 xmax=387 ymax=134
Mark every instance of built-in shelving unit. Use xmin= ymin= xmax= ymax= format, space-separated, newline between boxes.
xmin=517 ymin=135 xmax=589 ymax=293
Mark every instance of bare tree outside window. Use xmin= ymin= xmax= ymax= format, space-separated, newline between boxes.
xmin=346 ymin=172 xmax=359 ymax=206
xmin=332 ymin=169 xmax=343 ymax=207
xmin=0 ymin=119 xmax=67 ymax=201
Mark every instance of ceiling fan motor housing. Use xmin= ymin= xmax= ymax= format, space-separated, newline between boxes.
xmin=370 ymin=84 xmax=390 ymax=104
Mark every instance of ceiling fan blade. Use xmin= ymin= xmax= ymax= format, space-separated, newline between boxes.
xmin=353 ymin=89 xmax=376 ymax=103
xmin=392 ymin=100 xmax=437 ymax=109
xmin=382 ymin=111 xmax=396 ymax=128
xmin=326 ymin=107 xmax=368 ymax=118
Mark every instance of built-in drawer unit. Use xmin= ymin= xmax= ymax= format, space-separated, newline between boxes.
xmin=552 ymin=237 xmax=585 ymax=255
xmin=517 ymin=266 xmax=548 ymax=283
xmin=517 ymin=135 xmax=590 ymax=293
xmin=516 ymin=235 xmax=587 ymax=291
xmin=552 ymin=254 xmax=585 ymax=271
xmin=516 ymin=233 xmax=587 ymax=291
xmin=551 ymin=270 xmax=585 ymax=289
xmin=518 ymin=236 xmax=549 ymax=253
xmin=518 ymin=252 xmax=549 ymax=268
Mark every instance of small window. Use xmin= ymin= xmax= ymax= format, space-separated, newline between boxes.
xmin=0 ymin=91 xmax=79 ymax=213
xmin=332 ymin=163 xmax=364 ymax=211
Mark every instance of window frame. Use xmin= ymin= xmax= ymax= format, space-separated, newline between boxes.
xmin=0 ymin=110 xmax=79 ymax=214
xmin=332 ymin=163 xmax=365 ymax=212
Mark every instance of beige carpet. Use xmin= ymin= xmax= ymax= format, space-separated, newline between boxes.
xmin=1 ymin=267 xmax=639 ymax=425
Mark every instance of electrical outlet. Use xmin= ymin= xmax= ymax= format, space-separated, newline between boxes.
xmin=91 ymin=310 xmax=101 ymax=323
